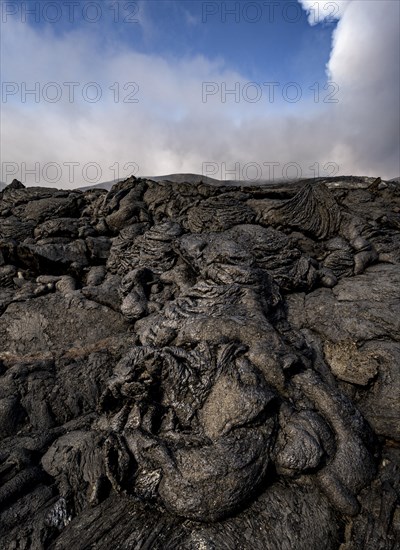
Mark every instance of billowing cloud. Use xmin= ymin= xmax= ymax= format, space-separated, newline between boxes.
xmin=323 ymin=0 xmax=399 ymax=176
xmin=298 ymin=0 xmax=351 ymax=25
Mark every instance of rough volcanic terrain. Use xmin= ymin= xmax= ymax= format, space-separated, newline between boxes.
xmin=0 ymin=175 xmax=399 ymax=549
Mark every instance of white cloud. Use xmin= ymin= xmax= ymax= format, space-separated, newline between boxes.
xmin=1 ymin=1 xmax=399 ymax=188
xmin=298 ymin=0 xmax=351 ymax=25
xmin=324 ymin=0 xmax=400 ymax=175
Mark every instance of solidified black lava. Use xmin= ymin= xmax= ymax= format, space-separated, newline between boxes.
xmin=0 ymin=175 xmax=399 ymax=549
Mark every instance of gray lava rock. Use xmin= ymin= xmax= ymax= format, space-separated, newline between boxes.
xmin=0 ymin=175 xmax=399 ymax=549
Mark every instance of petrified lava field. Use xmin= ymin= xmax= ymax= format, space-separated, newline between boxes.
xmin=0 ymin=175 xmax=399 ymax=549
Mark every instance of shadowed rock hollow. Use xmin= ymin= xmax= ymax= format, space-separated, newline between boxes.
xmin=0 ymin=175 xmax=399 ymax=549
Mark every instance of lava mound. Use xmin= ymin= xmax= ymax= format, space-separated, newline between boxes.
xmin=0 ymin=175 xmax=399 ymax=549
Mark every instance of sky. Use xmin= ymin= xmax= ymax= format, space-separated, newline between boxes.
xmin=0 ymin=0 xmax=399 ymax=188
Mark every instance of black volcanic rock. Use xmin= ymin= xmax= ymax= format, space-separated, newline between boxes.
xmin=0 ymin=175 xmax=399 ymax=549
xmin=6 ymin=179 xmax=26 ymax=190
